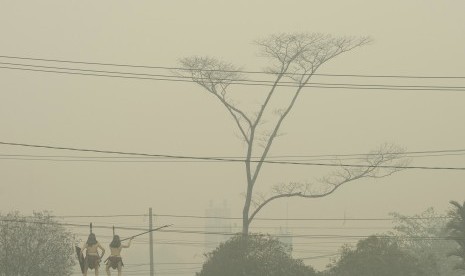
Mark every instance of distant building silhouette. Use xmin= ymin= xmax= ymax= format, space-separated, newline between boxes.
xmin=204 ymin=201 xmax=293 ymax=255
xmin=204 ymin=200 xmax=232 ymax=250
xmin=276 ymin=226 xmax=293 ymax=254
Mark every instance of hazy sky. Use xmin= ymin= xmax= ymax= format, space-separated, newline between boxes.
xmin=1 ymin=1 xmax=464 ymax=273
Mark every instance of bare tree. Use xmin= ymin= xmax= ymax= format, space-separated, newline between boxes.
xmin=179 ymin=33 xmax=407 ymax=236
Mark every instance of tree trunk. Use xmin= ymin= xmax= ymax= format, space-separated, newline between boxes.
xmin=242 ymin=183 xmax=253 ymax=236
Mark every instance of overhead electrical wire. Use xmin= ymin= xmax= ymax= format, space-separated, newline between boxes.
xmin=2 ymin=148 xmax=465 ymax=160
xmin=1 ymin=217 xmax=460 ymax=241
xmin=1 ymin=147 xmax=465 ymax=163
xmin=1 ymin=65 xmax=465 ymax=92
xmin=64 ymin=219 xmax=446 ymax=232
xmin=1 ymin=141 xmax=465 ymax=170
xmin=2 ymin=151 xmax=464 ymax=166
xmin=32 ymin=212 xmax=457 ymax=221
xmin=301 ymin=253 xmax=340 ymax=260
xmin=1 ymin=54 xmax=465 ymax=79
xmin=148 ymin=214 xmax=454 ymax=221
xmin=1 ymin=61 xmax=465 ymax=92
xmin=70 ymin=232 xmax=352 ymax=249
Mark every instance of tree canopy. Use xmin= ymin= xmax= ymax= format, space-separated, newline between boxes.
xmin=0 ymin=211 xmax=75 ymax=276
xmin=196 ymin=234 xmax=317 ymax=276
xmin=390 ymin=207 xmax=459 ymax=276
xmin=446 ymin=200 xmax=465 ymax=271
xmin=325 ymin=236 xmax=428 ymax=276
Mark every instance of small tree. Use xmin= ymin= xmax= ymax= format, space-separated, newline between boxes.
xmin=446 ymin=200 xmax=465 ymax=271
xmin=197 ymin=234 xmax=317 ymax=276
xmin=0 ymin=211 xmax=75 ymax=276
xmin=325 ymin=236 xmax=427 ymax=276
xmin=180 ymin=33 xmax=408 ymax=236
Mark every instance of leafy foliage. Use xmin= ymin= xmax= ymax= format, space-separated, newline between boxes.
xmin=390 ymin=207 xmax=459 ymax=276
xmin=0 ymin=211 xmax=75 ymax=276
xmin=446 ymin=200 xmax=465 ymax=271
xmin=196 ymin=234 xmax=317 ymax=276
xmin=325 ymin=236 xmax=428 ymax=276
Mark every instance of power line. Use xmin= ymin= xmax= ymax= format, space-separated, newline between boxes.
xmin=67 ymin=221 xmax=445 ymax=231
xmin=1 ymin=141 xmax=465 ymax=170
xmin=1 ymin=61 xmax=465 ymax=91
xmin=1 ymin=218 xmax=460 ymax=241
xmin=1 ymin=149 xmax=465 ymax=161
xmin=2 ymin=65 xmax=465 ymax=92
xmin=1 ymin=54 xmax=465 ymax=79
xmin=151 ymin=214 xmax=454 ymax=221
xmin=54 ymin=213 xmax=453 ymax=221
xmin=71 ymin=232 xmax=347 ymax=248
xmin=0 ymin=152 xmax=464 ymax=164
xmin=0 ymin=218 xmax=145 ymax=232
xmin=56 ymin=214 xmax=147 ymax=218
xmin=301 ymin=253 xmax=339 ymax=260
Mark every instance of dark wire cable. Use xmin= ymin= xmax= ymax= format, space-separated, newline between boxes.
xmin=1 ymin=65 xmax=465 ymax=91
xmin=1 ymin=141 xmax=465 ymax=170
xmin=1 ymin=54 xmax=465 ymax=79
xmin=1 ymin=61 xmax=465 ymax=90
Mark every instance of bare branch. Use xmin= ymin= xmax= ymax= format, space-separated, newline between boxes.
xmin=178 ymin=56 xmax=252 ymax=143
xmin=248 ymin=144 xmax=409 ymax=223
xmin=256 ymin=33 xmax=372 ymax=84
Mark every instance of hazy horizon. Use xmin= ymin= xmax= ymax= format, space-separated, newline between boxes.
xmin=1 ymin=1 xmax=464 ymax=274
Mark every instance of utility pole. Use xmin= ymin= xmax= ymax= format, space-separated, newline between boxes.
xmin=149 ymin=207 xmax=154 ymax=276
